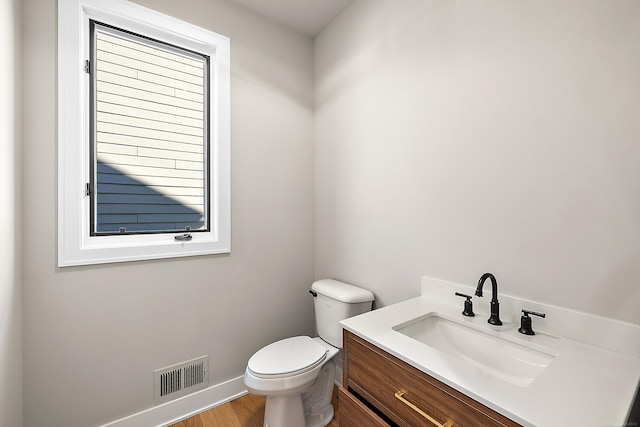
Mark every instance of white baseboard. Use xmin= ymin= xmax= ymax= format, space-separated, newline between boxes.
xmin=100 ymin=376 xmax=247 ymax=427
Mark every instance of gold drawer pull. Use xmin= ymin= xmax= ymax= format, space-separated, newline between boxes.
xmin=394 ymin=391 xmax=453 ymax=427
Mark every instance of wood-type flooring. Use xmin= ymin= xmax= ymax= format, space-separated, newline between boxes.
xmin=169 ymin=387 xmax=340 ymax=427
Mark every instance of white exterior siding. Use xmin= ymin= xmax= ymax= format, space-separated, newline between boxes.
xmin=93 ymin=26 xmax=207 ymax=233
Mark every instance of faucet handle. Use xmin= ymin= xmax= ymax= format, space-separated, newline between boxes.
xmin=518 ymin=309 xmax=546 ymax=335
xmin=455 ymin=292 xmax=475 ymax=317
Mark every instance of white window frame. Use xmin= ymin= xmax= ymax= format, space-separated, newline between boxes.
xmin=58 ymin=0 xmax=230 ymax=267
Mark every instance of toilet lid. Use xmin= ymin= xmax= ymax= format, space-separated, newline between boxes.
xmin=248 ymin=336 xmax=327 ymax=378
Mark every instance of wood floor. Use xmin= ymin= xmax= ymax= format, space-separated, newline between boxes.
xmin=169 ymin=387 xmax=340 ymax=427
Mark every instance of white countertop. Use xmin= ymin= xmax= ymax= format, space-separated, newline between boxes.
xmin=340 ymin=277 xmax=640 ymax=427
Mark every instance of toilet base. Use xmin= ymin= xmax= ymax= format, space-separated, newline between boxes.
xmin=301 ymin=360 xmax=335 ymax=427
xmin=261 ymin=360 xmax=336 ymax=427
xmin=264 ymin=394 xmax=305 ymax=427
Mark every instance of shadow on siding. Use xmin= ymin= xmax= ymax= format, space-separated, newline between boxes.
xmin=95 ymin=162 xmax=205 ymax=233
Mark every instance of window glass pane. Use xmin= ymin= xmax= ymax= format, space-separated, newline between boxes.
xmin=92 ymin=23 xmax=209 ymax=235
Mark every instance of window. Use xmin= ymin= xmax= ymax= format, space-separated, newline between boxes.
xmin=58 ymin=0 xmax=230 ymax=266
xmin=91 ymin=22 xmax=209 ymax=236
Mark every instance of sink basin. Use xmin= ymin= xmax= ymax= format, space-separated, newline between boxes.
xmin=393 ymin=313 xmax=557 ymax=387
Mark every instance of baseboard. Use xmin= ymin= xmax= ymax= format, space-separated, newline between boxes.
xmin=100 ymin=375 xmax=247 ymax=427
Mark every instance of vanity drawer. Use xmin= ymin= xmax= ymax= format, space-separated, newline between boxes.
xmin=338 ymin=386 xmax=390 ymax=427
xmin=344 ymin=331 xmax=520 ymax=427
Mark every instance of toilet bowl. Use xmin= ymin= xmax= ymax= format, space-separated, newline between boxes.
xmin=243 ymin=279 xmax=374 ymax=427
xmin=244 ymin=336 xmax=339 ymax=427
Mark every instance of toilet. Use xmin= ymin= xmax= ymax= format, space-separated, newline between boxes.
xmin=244 ymin=279 xmax=374 ymax=427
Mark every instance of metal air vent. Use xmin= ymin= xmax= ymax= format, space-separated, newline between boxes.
xmin=154 ymin=355 xmax=208 ymax=404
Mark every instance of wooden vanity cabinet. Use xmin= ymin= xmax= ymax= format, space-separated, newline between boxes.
xmin=338 ymin=386 xmax=390 ymax=427
xmin=339 ymin=330 xmax=521 ymax=427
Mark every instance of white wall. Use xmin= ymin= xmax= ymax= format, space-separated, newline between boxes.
xmin=22 ymin=0 xmax=315 ymax=426
xmin=0 ymin=0 xmax=22 ymax=426
xmin=18 ymin=0 xmax=640 ymax=425
xmin=315 ymin=0 xmax=640 ymax=324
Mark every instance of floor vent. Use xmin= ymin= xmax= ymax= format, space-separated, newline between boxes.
xmin=154 ymin=355 xmax=209 ymax=404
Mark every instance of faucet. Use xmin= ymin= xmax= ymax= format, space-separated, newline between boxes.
xmin=474 ymin=273 xmax=503 ymax=326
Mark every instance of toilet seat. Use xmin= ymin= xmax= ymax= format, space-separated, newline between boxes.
xmin=247 ymin=336 xmax=327 ymax=379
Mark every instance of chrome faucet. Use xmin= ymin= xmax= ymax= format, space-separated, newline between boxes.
xmin=474 ymin=273 xmax=503 ymax=325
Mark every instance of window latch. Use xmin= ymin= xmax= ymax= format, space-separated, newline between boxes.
xmin=174 ymin=233 xmax=192 ymax=241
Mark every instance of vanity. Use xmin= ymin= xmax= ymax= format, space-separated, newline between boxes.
xmin=340 ymin=330 xmax=520 ymax=426
xmin=339 ymin=277 xmax=640 ymax=426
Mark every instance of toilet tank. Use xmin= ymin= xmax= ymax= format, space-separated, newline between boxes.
xmin=311 ymin=279 xmax=374 ymax=348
